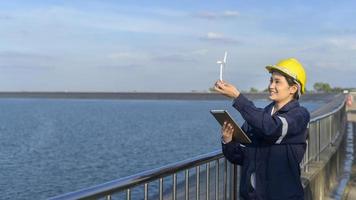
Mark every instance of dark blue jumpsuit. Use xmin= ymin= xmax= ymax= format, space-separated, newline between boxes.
xmin=222 ymin=94 xmax=310 ymax=200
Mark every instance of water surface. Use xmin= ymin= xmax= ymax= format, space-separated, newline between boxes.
xmin=0 ymin=98 xmax=321 ymax=199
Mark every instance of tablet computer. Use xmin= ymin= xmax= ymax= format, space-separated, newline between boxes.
xmin=210 ymin=110 xmax=251 ymax=144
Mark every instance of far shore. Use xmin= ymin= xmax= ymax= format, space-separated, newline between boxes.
xmin=0 ymin=91 xmax=339 ymax=101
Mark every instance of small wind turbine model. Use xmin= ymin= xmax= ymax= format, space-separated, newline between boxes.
xmin=217 ymin=51 xmax=227 ymax=81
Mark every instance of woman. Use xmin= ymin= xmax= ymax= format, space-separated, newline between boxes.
xmin=214 ymin=58 xmax=310 ymax=200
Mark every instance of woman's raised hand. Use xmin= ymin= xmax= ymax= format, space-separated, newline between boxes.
xmin=214 ymin=80 xmax=240 ymax=99
xmin=222 ymin=121 xmax=234 ymax=143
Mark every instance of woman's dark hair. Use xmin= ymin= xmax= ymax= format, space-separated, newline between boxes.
xmin=271 ymin=70 xmax=300 ymax=99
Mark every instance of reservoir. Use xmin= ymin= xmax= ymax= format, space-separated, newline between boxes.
xmin=0 ymin=97 xmax=322 ymax=199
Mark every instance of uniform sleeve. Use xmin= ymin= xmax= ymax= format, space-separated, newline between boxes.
xmin=232 ymin=94 xmax=310 ymax=143
xmin=241 ymin=121 xmax=249 ymax=133
xmin=241 ymin=121 xmax=256 ymax=141
xmin=280 ymin=108 xmax=310 ymax=141
xmin=221 ymin=141 xmax=244 ymax=165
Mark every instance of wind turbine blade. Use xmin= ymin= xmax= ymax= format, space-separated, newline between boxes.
xmin=223 ymin=51 xmax=227 ymax=63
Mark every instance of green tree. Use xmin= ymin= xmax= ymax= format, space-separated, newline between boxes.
xmin=249 ymin=87 xmax=258 ymax=93
xmin=208 ymin=87 xmax=216 ymax=92
xmin=313 ymin=82 xmax=332 ymax=92
xmin=331 ymin=87 xmax=343 ymax=93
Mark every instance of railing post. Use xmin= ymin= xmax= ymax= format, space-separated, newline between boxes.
xmin=224 ymin=159 xmax=227 ymax=200
xmin=144 ymin=183 xmax=148 ymax=200
xmin=126 ymin=189 xmax=131 ymax=200
xmin=215 ymin=159 xmax=219 ymax=200
xmin=196 ymin=166 xmax=200 ymax=200
xmin=206 ymin=163 xmax=210 ymax=200
xmin=232 ymin=165 xmax=238 ymax=200
xmin=159 ymin=178 xmax=163 ymax=200
xmin=173 ymin=173 xmax=177 ymax=200
xmin=185 ymin=169 xmax=190 ymax=200
xmin=305 ymin=139 xmax=309 ymax=172
xmin=317 ymin=120 xmax=321 ymax=161
xmin=329 ymin=115 xmax=332 ymax=145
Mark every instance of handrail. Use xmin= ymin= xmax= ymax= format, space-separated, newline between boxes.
xmin=301 ymin=93 xmax=347 ymax=169
xmin=50 ymin=151 xmax=224 ymax=200
xmin=49 ymin=93 xmax=347 ymax=200
xmin=310 ymin=94 xmax=346 ymax=122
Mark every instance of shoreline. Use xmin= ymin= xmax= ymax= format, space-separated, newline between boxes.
xmin=0 ymin=92 xmax=338 ymax=101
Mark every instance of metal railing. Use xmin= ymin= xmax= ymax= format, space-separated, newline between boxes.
xmin=301 ymin=94 xmax=347 ymax=170
xmin=50 ymin=150 xmax=238 ymax=200
xmin=50 ymin=94 xmax=347 ymax=200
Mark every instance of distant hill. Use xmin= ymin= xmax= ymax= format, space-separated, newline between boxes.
xmin=0 ymin=91 xmax=339 ymax=101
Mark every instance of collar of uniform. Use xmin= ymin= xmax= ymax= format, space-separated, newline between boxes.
xmin=268 ymin=99 xmax=300 ymax=114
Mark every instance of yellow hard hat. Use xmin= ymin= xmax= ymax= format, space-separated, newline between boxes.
xmin=266 ymin=58 xmax=307 ymax=94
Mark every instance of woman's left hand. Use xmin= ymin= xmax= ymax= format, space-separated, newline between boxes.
xmin=222 ymin=121 xmax=234 ymax=143
xmin=214 ymin=80 xmax=240 ymax=99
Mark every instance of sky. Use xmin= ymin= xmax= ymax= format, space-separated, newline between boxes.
xmin=1 ymin=0 xmax=356 ymax=92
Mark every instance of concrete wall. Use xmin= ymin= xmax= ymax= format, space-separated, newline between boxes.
xmin=302 ymin=130 xmax=346 ymax=199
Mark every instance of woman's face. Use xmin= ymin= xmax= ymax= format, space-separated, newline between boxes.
xmin=268 ymin=72 xmax=297 ymax=102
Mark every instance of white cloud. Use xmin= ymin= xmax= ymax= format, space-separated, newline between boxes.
xmin=152 ymin=54 xmax=196 ymax=63
xmin=107 ymin=52 xmax=151 ymax=60
xmin=223 ymin=11 xmax=240 ymax=17
xmin=5 ymin=5 xmax=195 ymax=37
xmin=195 ymin=11 xmax=218 ymax=19
xmin=108 ymin=49 xmax=209 ymax=64
xmin=145 ymin=8 xmax=188 ymax=18
xmin=207 ymin=32 xmax=224 ymax=40
xmin=191 ymin=49 xmax=209 ymax=56
xmin=326 ymin=37 xmax=356 ymax=50
xmin=0 ymin=51 xmax=55 ymax=70
xmin=200 ymin=32 xmax=239 ymax=44
xmin=194 ymin=10 xmax=240 ymax=20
